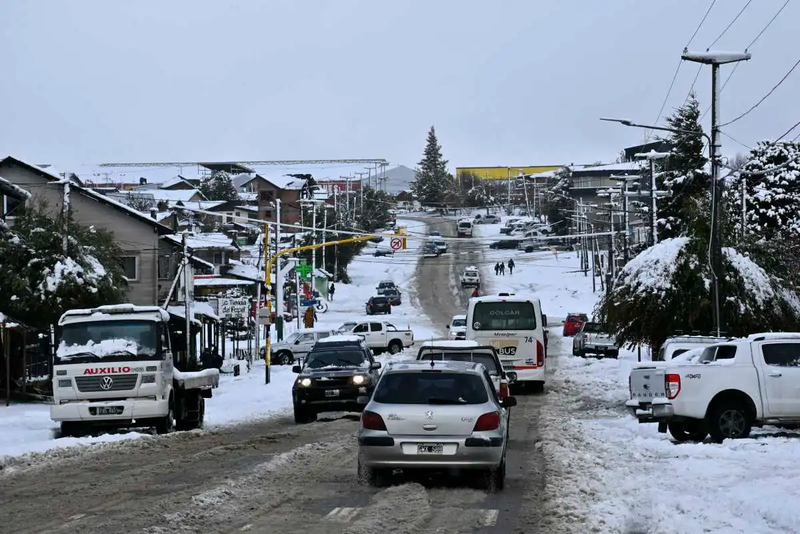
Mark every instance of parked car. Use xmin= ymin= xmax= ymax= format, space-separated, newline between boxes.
xmin=572 ymin=322 xmax=618 ymax=358
xmin=366 ymin=296 xmax=392 ymax=315
xmin=499 ymin=218 xmax=521 ymax=235
xmin=474 ymin=214 xmax=501 ymax=225
xmin=376 ymin=280 xmax=397 ymax=294
xmin=383 ymin=287 xmax=402 ymax=306
xmin=261 ymin=327 xmax=337 ymax=365
xmin=343 ymin=320 xmax=415 ymax=354
xmin=357 ymin=360 xmax=516 ymax=490
xmin=460 ymin=266 xmax=481 ymax=288
xmin=446 ymin=314 xmax=467 ymax=339
xmin=489 ymin=239 xmax=520 ymax=250
xmin=429 ymin=230 xmax=441 ymax=237
xmin=562 ymin=313 xmax=588 ymax=336
xmin=292 ymin=335 xmax=382 ymax=423
xmin=633 ymin=333 xmax=800 ymax=443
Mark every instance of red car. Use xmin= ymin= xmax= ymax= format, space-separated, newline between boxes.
xmin=563 ymin=313 xmax=588 ymax=337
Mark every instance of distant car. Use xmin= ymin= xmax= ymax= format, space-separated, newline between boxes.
xmin=376 ymin=280 xmax=397 ymax=294
xmin=460 ymin=267 xmax=481 ymax=288
xmin=366 ymin=295 xmax=392 ymax=315
xmin=447 ymin=314 xmax=467 ymax=339
xmin=431 ymin=239 xmax=448 ymax=253
xmin=383 ymin=287 xmax=402 ymax=306
xmin=489 ymin=239 xmax=520 ymax=250
xmin=474 ymin=214 xmax=501 ymax=225
xmin=357 ymin=360 xmax=516 ymax=490
xmin=261 ymin=327 xmax=337 ymax=365
xmin=374 ymin=248 xmax=393 ymax=257
xmin=429 ymin=230 xmax=442 ymax=237
xmin=572 ymin=322 xmax=618 ymax=358
xmin=292 ymin=335 xmax=382 ymax=423
xmin=562 ymin=313 xmax=588 ymax=337
xmin=423 ymin=243 xmax=441 ymax=258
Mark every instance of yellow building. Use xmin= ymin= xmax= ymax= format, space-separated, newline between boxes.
xmin=456 ymin=165 xmax=563 ymax=180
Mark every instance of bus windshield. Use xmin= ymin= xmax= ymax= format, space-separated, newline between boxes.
xmin=472 ymin=301 xmax=536 ymax=331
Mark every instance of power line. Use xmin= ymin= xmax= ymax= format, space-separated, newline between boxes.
xmin=719 ymin=131 xmax=753 ymax=151
xmin=707 ymin=0 xmax=752 ymax=48
xmin=777 ymin=118 xmax=800 ymax=141
xmin=687 ymin=0 xmax=718 ymax=48
xmin=747 ymin=0 xmax=791 ymax=49
xmin=719 ymin=58 xmax=800 ymax=127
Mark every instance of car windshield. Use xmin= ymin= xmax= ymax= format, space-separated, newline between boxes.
xmin=56 ymin=320 xmax=159 ymax=364
xmin=304 ymin=349 xmax=367 ymax=369
xmin=567 ymin=314 xmax=586 ymax=323
xmin=338 ymin=322 xmax=356 ymax=333
xmin=419 ymin=351 xmax=499 ymax=375
xmin=582 ymin=322 xmax=606 ymax=333
xmin=472 ymin=301 xmax=536 ymax=330
xmin=372 ymin=297 xmax=389 ymax=304
xmin=451 ymin=318 xmax=466 ymax=327
xmin=378 ymin=282 xmax=394 ymax=288
xmin=283 ymin=332 xmax=300 ymax=344
xmin=373 ymin=372 xmax=489 ymax=404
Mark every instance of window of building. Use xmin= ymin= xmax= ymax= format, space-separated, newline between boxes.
xmin=121 ymin=256 xmax=139 ymax=281
xmin=158 ymin=255 xmax=172 ymax=280
xmin=259 ymin=190 xmax=275 ymax=203
xmin=262 ymin=210 xmax=273 ymax=219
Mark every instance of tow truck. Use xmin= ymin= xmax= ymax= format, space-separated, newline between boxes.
xmin=50 ymin=304 xmax=219 ymax=436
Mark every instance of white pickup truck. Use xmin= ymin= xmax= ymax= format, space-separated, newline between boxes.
xmin=627 ymin=335 xmax=727 ymax=424
xmin=339 ymin=320 xmax=414 ymax=355
xmin=635 ymin=333 xmax=800 ymax=443
xmin=459 ymin=266 xmax=480 ymax=288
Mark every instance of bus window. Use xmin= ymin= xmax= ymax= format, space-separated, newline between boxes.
xmin=472 ymin=301 xmax=536 ymax=330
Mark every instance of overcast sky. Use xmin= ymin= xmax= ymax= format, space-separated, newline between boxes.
xmin=1 ymin=0 xmax=797 ymax=171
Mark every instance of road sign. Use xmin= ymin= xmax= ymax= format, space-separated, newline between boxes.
xmin=219 ymin=297 xmax=249 ymax=319
xmin=296 ymin=261 xmax=313 ymax=278
xmin=390 ymin=237 xmax=403 ymax=251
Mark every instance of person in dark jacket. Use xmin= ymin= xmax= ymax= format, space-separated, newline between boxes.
xmin=328 ymin=282 xmax=336 ymax=301
xmin=508 ymin=258 xmax=515 ymax=275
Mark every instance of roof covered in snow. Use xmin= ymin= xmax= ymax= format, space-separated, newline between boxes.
xmin=164 ymin=232 xmax=238 ymax=251
xmin=569 ymin=161 xmax=644 ymax=175
xmin=0 ymin=175 xmax=31 ymax=199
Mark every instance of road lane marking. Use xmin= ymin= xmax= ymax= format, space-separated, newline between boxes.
xmin=324 ymin=507 xmax=361 ymax=522
xmin=480 ymin=509 xmax=499 ymax=526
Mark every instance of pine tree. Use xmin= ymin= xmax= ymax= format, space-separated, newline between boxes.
xmin=411 ymin=126 xmax=454 ymax=205
xmin=656 ymin=94 xmax=710 ymax=239
xmin=0 ymin=202 xmax=127 ymax=328
xmin=199 ymin=170 xmax=240 ymax=202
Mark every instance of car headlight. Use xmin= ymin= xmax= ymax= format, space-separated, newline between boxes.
xmin=141 ymin=374 xmax=156 ymax=384
xmin=352 ymin=375 xmax=367 ymax=385
xmin=299 ymin=378 xmax=312 ymax=387
xmin=57 ymin=379 xmax=72 ymax=388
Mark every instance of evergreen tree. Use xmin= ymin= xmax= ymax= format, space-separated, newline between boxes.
xmin=656 ymin=94 xmax=710 ymax=239
xmin=540 ymin=167 xmax=573 ymax=236
xmin=0 ymin=202 xmax=127 ymax=328
xmin=125 ymin=192 xmax=155 ymax=212
xmin=199 ymin=170 xmax=240 ymax=202
xmin=411 ymin=126 xmax=454 ymax=205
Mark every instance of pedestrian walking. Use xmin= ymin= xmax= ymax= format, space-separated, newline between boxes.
xmin=471 ymin=287 xmax=480 ymax=298
xmin=328 ymin=282 xmax=336 ymax=301
xmin=494 ymin=262 xmax=500 ymax=276
xmin=508 ymin=258 xmax=515 ymax=275
xmin=499 ymin=261 xmax=505 ymax=276
xmin=303 ymin=306 xmax=317 ymax=328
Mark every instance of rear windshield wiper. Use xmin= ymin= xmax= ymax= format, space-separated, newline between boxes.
xmin=57 ymin=352 xmax=101 ymax=363
xmin=427 ymin=397 xmax=467 ymax=405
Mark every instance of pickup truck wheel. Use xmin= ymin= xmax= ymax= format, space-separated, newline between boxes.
xmin=294 ymin=405 xmax=317 ymax=424
xmin=707 ymin=404 xmax=752 ymax=442
xmin=276 ymin=351 xmax=293 ymax=365
xmin=388 ymin=341 xmax=403 ymax=354
xmin=668 ymin=420 xmax=708 ymax=442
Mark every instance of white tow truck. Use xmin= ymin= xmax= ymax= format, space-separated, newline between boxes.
xmin=339 ymin=320 xmax=415 ymax=355
xmin=631 ymin=333 xmax=800 ymax=443
xmin=51 ymin=304 xmax=219 ymax=436
xmin=460 ymin=266 xmax=481 ymax=288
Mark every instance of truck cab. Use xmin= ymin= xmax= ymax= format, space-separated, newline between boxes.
xmin=51 ymin=304 xmax=219 ymax=436
xmin=343 ymin=320 xmax=415 ymax=355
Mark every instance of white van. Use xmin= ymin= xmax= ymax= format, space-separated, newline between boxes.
xmin=457 ymin=219 xmax=473 ymax=237
xmin=465 ymin=293 xmax=546 ymax=392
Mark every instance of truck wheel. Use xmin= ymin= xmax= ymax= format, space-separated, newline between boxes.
xmin=707 ymin=403 xmax=752 ymax=442
xmin=156 ymin=398 xmax=175 ymax=434
xmin=388 ymin=340 xmax=403 ymax=354
xmin=667 ymin=420 xmax=708 ymax=442
xmin=294 ymin=405 xmax=317 ymax=424
xmin=60 ymin=421 xmax=81 ymax=438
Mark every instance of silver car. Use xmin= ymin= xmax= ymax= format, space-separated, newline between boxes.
xmin=357 ymin=360 xmax=516 ymax=491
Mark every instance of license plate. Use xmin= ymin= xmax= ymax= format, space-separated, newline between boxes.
xmin=97 ymin=406 xmax=120 ymax=415
xmin=417 ymin=444 xmax=443 ymax=454
xmin=324 ymin=389 xmax=340 ymax=397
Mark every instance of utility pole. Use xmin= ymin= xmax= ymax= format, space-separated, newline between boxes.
xmin=311 ymin=202 xmax=318 ymax=270
xmin=521 ymin=173 xmax=531 ymax=216
xmin=333 ymin=190 xmax=340 ymax=282
xmin=506 ymin=168 xmax=512 ymax=209
xmin=182 ymin=232 xmax=193 ymax=367
xmin=322 ymin=205 xmax=329 ymax=273
xmin=356 ymin=172 xmax=367 ymax=216
xmin=741 ymin=176 xmax=747 ymax=239
xmin=611 ymin=175 xmax=640 ymax=263
xmin=634 ymin=151 xmax=669 ymax=246
xmin=61 ymin=174 xmax=71 ymax=255
xmin=682 ymin=50 xmax=751 ymax=337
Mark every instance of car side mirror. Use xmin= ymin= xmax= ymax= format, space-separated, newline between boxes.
xmin=501 ymin=396 xmax=517 ymax=408
xmin=506 ymin=372 xmax=518 ymax=383
xmin=370 ymin=362 xmax=382 ymax=370
xmin=445 ymin=325 xmax=450 ymax=329
xmin=292 ymin=365 xmax=301 ymax=373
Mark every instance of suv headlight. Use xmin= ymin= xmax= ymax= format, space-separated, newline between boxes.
xmin=352 ymin=375 xmax=367 ymax=385
xmin=141 ymin=374 xmax=156 ymax=384
xmin=298 ymin=378 xmax=312 ymax=387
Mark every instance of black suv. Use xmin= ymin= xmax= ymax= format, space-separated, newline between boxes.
xmin=366 ymin=295 xmax=391 ymax=315
xmin=292 ymin=336 xmax=382 ymax=423
xmin=382 ymin=287 xmax=402 ymax=306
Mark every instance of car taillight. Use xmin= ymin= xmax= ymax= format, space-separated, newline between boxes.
xmin=361 ymin=410 xmax=387 ymax=430
xmin=499 ymin=381 xmax=509 ymax=398
xmin=536 ymin=340 xmax=544 ymax=367
xmin=473 ymin=411 xmax=501 ymax=431
xmin=665 ymin=374 xmax=681 ymax=399
xmin=583 ymin=334 xmax=588 ymax=342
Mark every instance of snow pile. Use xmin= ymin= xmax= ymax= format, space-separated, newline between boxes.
xmin=39 ymin=256 xmax=105 ymax=296
xmin=723 ymin=247 xmax=775 ymax=305
xmin=616 ymin=237 xmax=690 ymax=295
xmin=56 ymin=338 xmax=145 ymax=359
